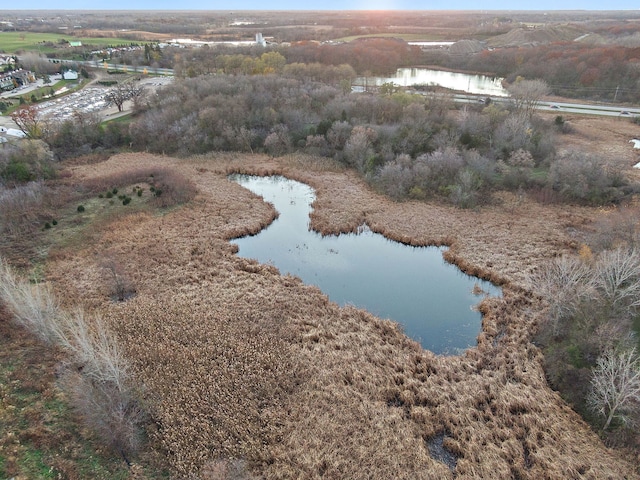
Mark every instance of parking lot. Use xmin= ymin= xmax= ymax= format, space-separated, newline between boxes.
xmin=0 ymin=74 xmax=173 ymax=131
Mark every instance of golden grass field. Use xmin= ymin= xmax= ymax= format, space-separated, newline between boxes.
xmin=4 ymin=114 xmax=640 ymax=478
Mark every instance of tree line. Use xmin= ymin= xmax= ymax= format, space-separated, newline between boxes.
xmin=6 ymin=72 xmax=633 ymax=210
xmin=422 ymin=43 xmax=640 ymax=103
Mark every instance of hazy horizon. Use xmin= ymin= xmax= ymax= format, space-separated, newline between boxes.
xmin=3 ymin=2 xmax=639 ymax=11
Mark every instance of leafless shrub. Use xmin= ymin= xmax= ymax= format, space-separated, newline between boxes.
xmin=493 ymin=113 xmax=531 ymax=154
xmin=303 ymin=134 xmax=331 ymax=157
xmin=17 ymin=52 xmax=60 ymax=75
xmin=326 ymin=121 xmax=352 ymax=151
xmin=0 ymin=256 xmax=58 ymax=343
xmin=449 ymin=168 xmax=482 ymax=209
xmin=506 ymin=78 xmax=550 ymax=119
xmin=344 ymin=125 xmax=377 ymax=172
xmin=53 ymin=309 xmax=130 ymax=390
xmin=150 ymin=167 xmax=198 ymax=208
xmin=100 ymin=256 xmax=136 ymax=302
xmin=0 ymin=181 xmax=47 ymax=236
xmin=264 ymin=125 xmax=292 ymax=157
xmin=60 ymin=369 xmax=145 ymax=463
xmin=547 ymin=152 xmax=627 ymax=205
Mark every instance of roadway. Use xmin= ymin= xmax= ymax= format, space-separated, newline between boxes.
xmin=451 ymin=94 xmax=640 ymax=118
xmin=53 ymin=58 xmax=174 ymax=77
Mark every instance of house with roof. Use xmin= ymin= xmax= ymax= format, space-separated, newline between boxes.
xmin=0 ymin=73 xmax=15 ymax=91
xmin=63 ymin=70 xmax=79 ymax=80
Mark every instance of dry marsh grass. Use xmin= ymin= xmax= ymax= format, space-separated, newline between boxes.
xmin=13 ymin=151 xmax=639 ymax=478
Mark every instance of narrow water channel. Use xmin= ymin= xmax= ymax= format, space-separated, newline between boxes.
xmin=230 ymin=174 xmax=501 ymax=355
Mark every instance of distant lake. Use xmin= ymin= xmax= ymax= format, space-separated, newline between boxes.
xmin=230 ymin=174 xmax=501 ymax=355
xmin=355 ymin=67 xmax=508 ymax=97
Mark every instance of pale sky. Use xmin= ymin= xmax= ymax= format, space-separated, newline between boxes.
xmin=10 ymin=1 xmax=640 ymax=10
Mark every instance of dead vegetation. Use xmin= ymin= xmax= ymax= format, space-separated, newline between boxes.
xmin=1 ymin=148 xmax=623 ymax=478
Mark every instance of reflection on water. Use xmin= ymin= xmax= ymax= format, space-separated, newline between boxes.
xmin=230 ymin=174 xmax=501 ymax=355
xmin=356 ymin=67 xmax=508 ymax=97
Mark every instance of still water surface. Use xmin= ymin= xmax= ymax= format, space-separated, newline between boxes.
xmin=230 ymin=174 xmax=501 ymax=354
xmin=356 ymin=67 xmax=508 ymax=97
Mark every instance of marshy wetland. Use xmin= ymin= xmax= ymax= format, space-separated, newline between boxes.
xmin=1 ymin=150 xmax=631 ymax=478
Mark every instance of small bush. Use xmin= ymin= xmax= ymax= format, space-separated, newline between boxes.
xmin=1 ymin=161 xmax=34 ymax=183
xmin=547 ymin=152 xmax=628 ymax=205
xmin=122 ymin=197 xmax=131 ymax=206
xmin=44 ymin=222 xmax=51 ymax=229
xmin=52 ymin=219 xmax=57 ymax=225
xmin=77 ymin=205 xmax=85 ymax=212
xmin=112 ymin=188 xmax=118 ymax=195
xmin=106 ymin=191 xmax=113 ymax=198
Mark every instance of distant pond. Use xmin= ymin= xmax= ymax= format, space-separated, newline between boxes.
xmin=355 ymin=67 xmax=508 ymax=97
xmin=230 ymin=174 xmax=502 ymax=355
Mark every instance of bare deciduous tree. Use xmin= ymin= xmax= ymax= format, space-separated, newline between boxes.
xmin=344 ymin=125 xmax=377 ymax=172
xmin=594 ymin=248 xmax=640 ymax=311
xmin=587 ymin=347 xmax=640 ymax=431
xmin=531 ymin=255 xmax=592 ymax=334
xmin=507 ymin=78 xmax=550 ymax=119
xmin=105 ymin=83 xmax=145 ymax=112
xmin=11 ymin=105 xmax=48 ymax=139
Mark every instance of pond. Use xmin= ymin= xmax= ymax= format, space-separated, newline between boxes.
xmin=230 ymin=174 xmax=501 ymax=355
xmin=355 ymin=67 xmax=508 ymax=97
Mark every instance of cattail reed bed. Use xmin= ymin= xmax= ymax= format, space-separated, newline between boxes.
xmin=4 ymin=152 xmax=637 ymax=478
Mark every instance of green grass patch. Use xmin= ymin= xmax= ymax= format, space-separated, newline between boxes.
xmin=18 ymin=447 xmax=56 ymax=479
xmin=530 ymin=167 xmax=548 ymax=181
xmin=0 ymin=32 xmax=140 ymax=53
xmin=103 ymin=112 xmax=133 ymax=124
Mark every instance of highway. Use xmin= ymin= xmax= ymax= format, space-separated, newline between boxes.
xmin=51 ymin=58 xmax=174 ymax=77
xmin=451 ymin=94 xmax=640 ymax=118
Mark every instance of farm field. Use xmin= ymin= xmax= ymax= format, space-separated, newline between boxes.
xmin=0 ymin=32 xmax=141 ymax=53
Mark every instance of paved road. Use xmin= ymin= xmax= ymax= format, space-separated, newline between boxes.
xmin=53 ymin=58 xmax=174 ymax=76
xmin=452 ymin=93 xmax=640 ymax=118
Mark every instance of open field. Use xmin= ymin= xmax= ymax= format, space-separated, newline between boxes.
xmin=0 ymin=113 xmax=636 ymax=477
xmin=0 ymin=32 xmax=141 ymax=53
